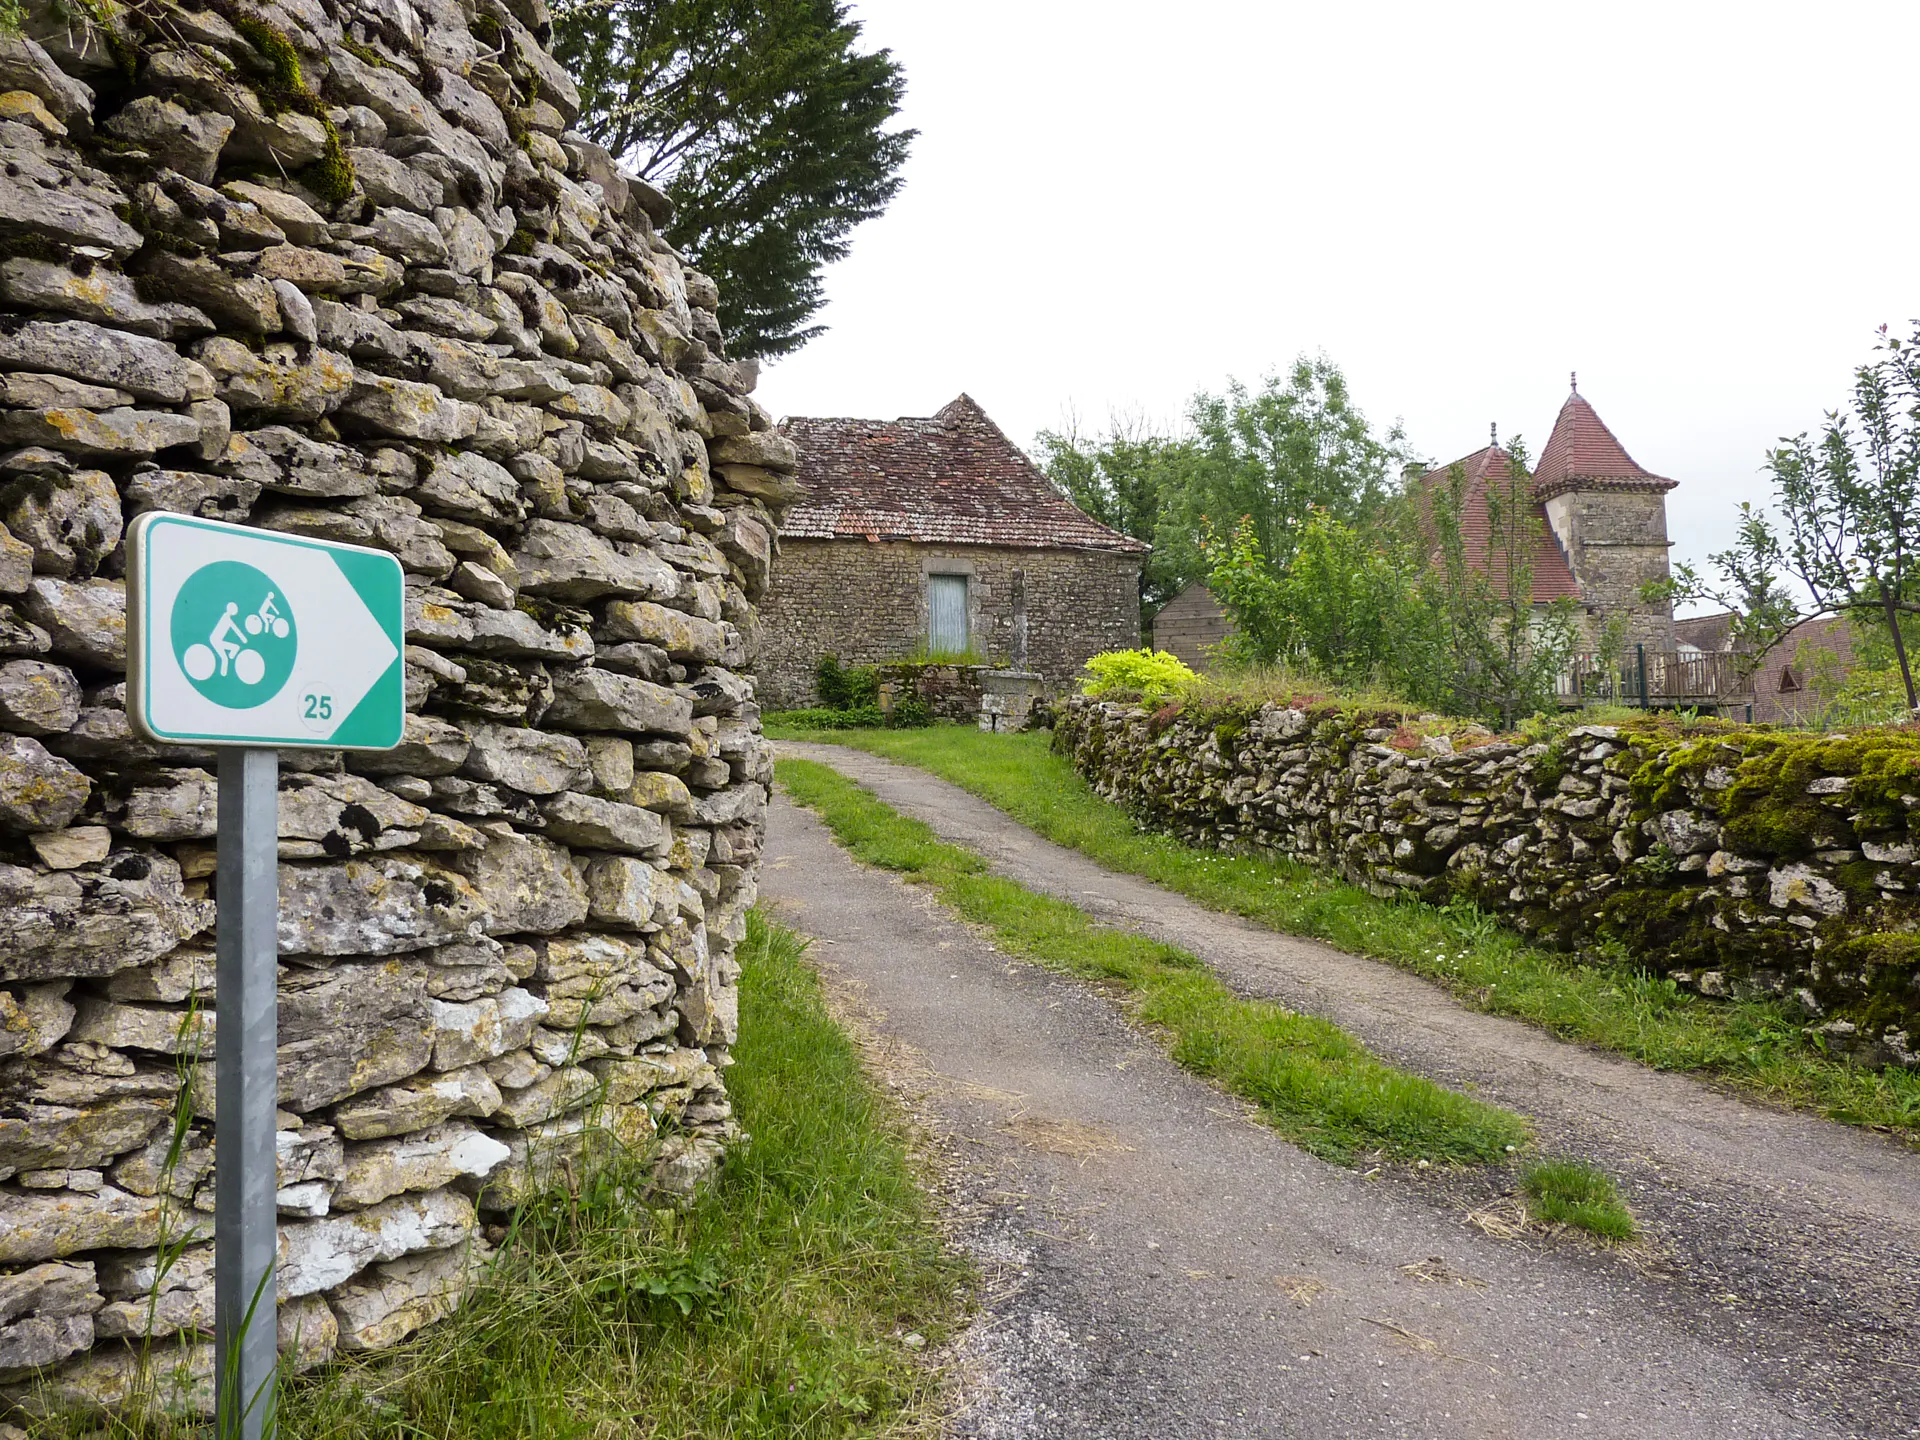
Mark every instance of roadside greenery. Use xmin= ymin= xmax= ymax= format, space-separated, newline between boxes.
xmin=764 ymin=656 xmax=931 ymax=732
xmin=777 ymin=757 xmax=1527 ymax=1167
xmin=1200 ymin=437 xmax=1579 ymax=726
xmin=1037 ymin=359 xmax=1576 ymax=725
xmin=1079 ymin=648 xmax=1198 ymax=704
xmin=270 ymin=913 xmax=960 ymax=1438
xmin=1522 ymin=1160 xmax=1637 ymax=1241
xmin=761 ymin=726 xmax=1920 ymax=1140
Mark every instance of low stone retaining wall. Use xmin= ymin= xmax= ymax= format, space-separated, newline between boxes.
xmin=0 ymin=0 xmax=786 ymax=1415
xmin=1054 ymin=697 xmax=1920 ymax=1065
xmin=877 ymin=661 xmax=986 ymax=721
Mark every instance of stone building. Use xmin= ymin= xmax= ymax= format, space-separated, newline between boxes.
xmin=759 ymin=395 xmax=1148 ymax=706
xmin=1156 ymin=380 xmax=1678 ymax=666
xmin=1418 ymin=382 xmax=1677 ymax=649
xmin=0 ymin=0 xmax=781 ymax=1412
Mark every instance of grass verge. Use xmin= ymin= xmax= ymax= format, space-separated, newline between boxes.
xmin=26 ymin=912 xmax=961 ymax=1440
xmin=1522 ymin=1161 xmax=1637 ymax=1241
xmin=763 ymin=725 xmax=1920 ymax=1141
xmin=286 ymin=910 xmax=963 ymax=1438
xmin=778 ymin=757 xmax=1526 ymax=1167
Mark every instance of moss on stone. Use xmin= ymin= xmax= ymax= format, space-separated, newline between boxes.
xmin=232 ymin=11 xmax=305 ymax=96
xmin=1723 ymin=798 xmax=1829 ymax=859
xmin=301 ymin=125 xmax=355 ymax=205
xmin=227 ymin=9 xmax=356 ymax=205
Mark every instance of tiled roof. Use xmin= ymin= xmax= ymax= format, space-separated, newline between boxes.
xmin=1675 ymin=611 xmax=1736 ymax=652
xmin=1418 ymin=445 xmax=1584 ymax=604
xmin=1532 ymin=387 xmax=1676 ymax=499
xmin=778 ymin=395 xmax=1150 ymax=554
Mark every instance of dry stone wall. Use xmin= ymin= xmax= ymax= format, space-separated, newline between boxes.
xmin=1056 ymin=697 xmax=1920 ymax=1068
xmin=0 ymin=0 xmax=794 ymax=1414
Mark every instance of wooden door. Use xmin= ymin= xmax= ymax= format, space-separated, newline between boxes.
xmin=927 ymin=574 xmax=969 ymax=654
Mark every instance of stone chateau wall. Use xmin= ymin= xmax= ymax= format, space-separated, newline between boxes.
xmin=1055 ymin=698 xmax=1920 ymax=1066
xmin=0 ymin=0 xmax=797 ymax=1414
xmin=758 ymin=538 xmax=1142 ymax=707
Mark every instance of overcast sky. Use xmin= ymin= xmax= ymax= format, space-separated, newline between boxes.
xmin=754 ymin=1 xmax=1920 ymax=586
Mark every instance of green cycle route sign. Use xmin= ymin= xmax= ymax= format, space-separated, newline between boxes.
xmin=128 ymin=513 xmax=405 ymax=750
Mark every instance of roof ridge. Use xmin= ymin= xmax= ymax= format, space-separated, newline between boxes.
xmin=782 ymin=397 xmax=1151 ymax=555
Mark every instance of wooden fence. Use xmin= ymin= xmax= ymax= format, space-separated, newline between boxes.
xmin=1557 ymin=647 xmax=1752 ymax=711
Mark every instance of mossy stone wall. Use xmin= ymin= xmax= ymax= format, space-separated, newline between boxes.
xmin=1054 ymin=698 xmax=1920 ymax=1065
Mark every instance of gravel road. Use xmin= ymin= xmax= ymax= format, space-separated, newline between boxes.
xmin=763 ymin=743 xmax=1920 ymax=1439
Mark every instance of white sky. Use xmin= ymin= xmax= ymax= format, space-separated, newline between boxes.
xmin=755 ymin=0 xmax=1920 ymax=585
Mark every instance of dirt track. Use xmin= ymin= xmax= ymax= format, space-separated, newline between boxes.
xmin=764 ymin=743 xmax=1920 ymax=1439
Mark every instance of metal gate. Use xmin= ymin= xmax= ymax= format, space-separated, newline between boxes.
xmin=927 ymin=574 xmax=969 ymax=653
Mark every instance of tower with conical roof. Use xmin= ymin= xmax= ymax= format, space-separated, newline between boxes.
xmin=1532 ymin=377 xmax=1677 ymax=648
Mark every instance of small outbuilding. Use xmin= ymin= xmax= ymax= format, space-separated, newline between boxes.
xmin=759 ymin=395 xmax=1148 ymax=707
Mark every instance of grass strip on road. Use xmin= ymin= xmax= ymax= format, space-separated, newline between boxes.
xmin=1522 ymin=1161 xmax=1638 ymax=1241
xmin=275 ymin=911 xmax=962 ymax=1440
xmin=766 ymin=725 xmax=1920 ymax=1141
xmin=778 ymin=756 xmax=1527 ymax=1168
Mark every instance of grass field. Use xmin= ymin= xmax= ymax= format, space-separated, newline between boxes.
xmin=765 ymin=724 xmax=1920 ymax=1141
xmin=779 ymin=757 xmax=1529 ymax=1168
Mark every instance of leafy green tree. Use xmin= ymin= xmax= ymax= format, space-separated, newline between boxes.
xmin=1411 ymin=438 xmax=1580 ymax=726
xmin=1196 ymin=443 xmax=1577 ymax=725
xmin=1645 ymin=505 xmax=1799 ymax=680
xmin=1159 ymin=357 xmax=1414 ymax=587
xmin=1656 ymin=324 xmax=1920 ymax=706
xmin=1201 ymin=511 xmax=1420 ymax=683
xmin=1034 ymin=419 xmax=1197 ymax=613
xmin=555 ymin=0 xmax=913 ymax=359
xmin=1196 ymin=516 xmax=1291 ymax=669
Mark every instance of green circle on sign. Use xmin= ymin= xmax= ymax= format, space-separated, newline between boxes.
xmin=169 ymin=560 xmax=298 ymax=710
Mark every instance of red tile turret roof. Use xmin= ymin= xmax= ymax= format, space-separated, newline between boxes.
xmin=1533 ymin=387 xmax=1676 ymax=499
xmin=779 ymin=395 xmax=1150 ymax=554
xmin=1417 ymin=444 xmax=1583 ymax=604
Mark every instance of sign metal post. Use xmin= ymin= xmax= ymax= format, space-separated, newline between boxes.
xmin=214 ymin=746 xmax=280 ymax=1438
xmin=127 ymin=514 xmax=404 ymax=1439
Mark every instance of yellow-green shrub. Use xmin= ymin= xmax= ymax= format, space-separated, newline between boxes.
xmin=1080 ymin=648 xmax=1199 ymax=704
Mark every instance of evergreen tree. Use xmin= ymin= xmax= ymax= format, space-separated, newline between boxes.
xmin=555 ymin=0 xmax=914 ymax=359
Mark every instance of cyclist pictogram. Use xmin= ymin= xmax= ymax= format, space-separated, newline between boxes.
xmin=170 ymin=560 xmax=299 ymax=709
